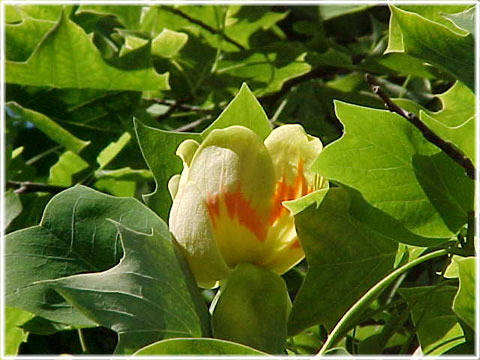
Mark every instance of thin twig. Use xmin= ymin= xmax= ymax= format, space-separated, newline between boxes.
xmin=6 ymin=181 xmax=67 ymax=194
xmin=365 ymin=73 xmax=476 ymax=180
xmin=174 ymin=115 xmax=212 ymax=132
xmin=161 ymin=6 xmax=245 ymax=50
xmin=153 ymin=98 xmax=213 ymax=113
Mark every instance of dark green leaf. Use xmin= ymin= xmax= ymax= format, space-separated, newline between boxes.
xmin=6 ymin=102 xmax=90 ymax=153
xmin=51 ymin=222 xmax=210 ymax=354
xmin=5 ymin=186 xmax=171 ymax=325
xmin=399 ymin=286 xmax=467 ymax=355
xmin=287 ymin=188 xmax=397 ymax=334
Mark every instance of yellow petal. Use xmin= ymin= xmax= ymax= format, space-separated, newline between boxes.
xmin=169 ymin=180 xmax=230 ymax=288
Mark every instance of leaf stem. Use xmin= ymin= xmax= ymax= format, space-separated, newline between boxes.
xmin=316 ymin=249 xmax=448 ymax=356
xmin=365 ymin=73 xmax=475 ymax=180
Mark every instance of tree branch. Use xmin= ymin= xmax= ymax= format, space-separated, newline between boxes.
xmin=161 ymin=6 xmax=245 ymax=50
xmin=365 ymin=74 xmax=475 ymax=180
xmin=6 ymin=181 xmax=67 ymax=194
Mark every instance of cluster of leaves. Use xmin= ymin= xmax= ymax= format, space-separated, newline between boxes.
xmin=4 ymin=3 xmax=476 ymax=356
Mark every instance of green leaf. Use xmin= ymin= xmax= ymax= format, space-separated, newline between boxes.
xmin=442 ymin=7 xmax=476 ymax=37
xmin=96 ymin=132 xmax=131 ymax=169
xmin=420 ymin=82 xmax=475 ymax=162
xmin=387 ymin=6 xmax=474 ymax=90
xmin=51 ymin=222 xmax=210 ymax=355
xmin=48 ymin=151 xmax=89 ymax=186
xmin=212 ymin=264 xmax=290 ymax=354
xmin=152 ymin=29 xmax=188 ymax=58
xmin=6 ymin=12 xmax=169 ymax=91
xmin=94 ymin=167 xmax=153 ymax=182
xmin=5 ymin=18 xmax=56 ymax=61
xmin=76 ymin=5 xmax=142 ymax=29
xmin=5 ymin=307 xmax=35 ymax=355
xmin=287 ymin=188 xmax=397 ymax=335
xmin=399 ymin=286 xmax=466 ymax=355
xmin=216 ymin=45 xmax=311 ymax=96
xmin=4 ymin=190 xmax=23 ymax=231
xmin=202 ymin=83 xmax=272 ymax=139
xmin=133 ymin=338 xmax=268 ymax=356
xmin=20 ymin=316 xmax=73 ymax=336
xmin=453 ymin=257 xmax=475 ymax=329
xmin=6 ymin=102 xmax=90 ymax=153
xmin=319 ymin=5 xmax=370 ymax=20
xmin=312 ymin=101 xmax=474 ymax=240
xmin=5 ymin=185 xmax=172 ymax=326
xmin=134 ymin=120 xmax=201 ymax=220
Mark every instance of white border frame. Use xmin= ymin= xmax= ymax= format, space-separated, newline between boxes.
xmin=1 ymin=1 xmax=478 ymax=359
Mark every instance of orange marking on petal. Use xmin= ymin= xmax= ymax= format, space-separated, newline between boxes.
xmin=206 ymin=185 xmax=267 ymax=242
xmin=269 ymin=158 xmax=312 ymax=225
xmin=206 ymin=194 xmax=220 ymax=228
xmin=290 ymin=239 xmax=301 ymax=249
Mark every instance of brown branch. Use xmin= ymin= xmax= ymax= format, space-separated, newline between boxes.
xmin=6 ymin=181 xmax=67 ymax=194
xmin=365 ymin=73 xmax=475 ymax=180
xmin=161 ymin=6 xmax=245 ymax=50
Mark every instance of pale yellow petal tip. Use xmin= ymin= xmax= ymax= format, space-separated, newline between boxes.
xmin=168 ymin=174 xmax=181 ymax=200
xmin=176 ymin=139 xmax=199 ymax=166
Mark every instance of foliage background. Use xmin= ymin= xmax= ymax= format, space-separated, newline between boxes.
xmin=3 ymin=3 xmax=477 ymax=356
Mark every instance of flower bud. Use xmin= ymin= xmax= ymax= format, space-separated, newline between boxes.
xmin=168 ymin=125 xmax=325 ymax=287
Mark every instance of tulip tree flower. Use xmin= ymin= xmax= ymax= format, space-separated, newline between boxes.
xmin=168 ymin=124 xmax=326 ymax=288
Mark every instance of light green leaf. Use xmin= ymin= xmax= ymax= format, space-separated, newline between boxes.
xmin=6 ymin=12 xmax=169 ymax=91
xmin=17 ymin=5 xmax=64 ymax=21
xmin=119 ymin=35 xmax=149 ymax=57
xmin=5 ymin=5 xmax=23 ymax=23
xmin=223 ymin=6 xmax=288 ymax=48
xmin=5 ymin=186 xmax=172 ymax=326
xmin=48 ymin=151 xmax=89 ymax=186
xmin=202 ymin=83 xmax=272 ymax=139
xmin=133 ymin=338 xmax=268 ymax=356
xmin=93 ymin=179 xmax=136 ymax=198
xmin=288 ymin=188 xmax=397 ymax=334
xmin=400 ymin=286 xmax=467 ymax=355
xmin=152 ymin=29 xmax=188 ymax=58
xmin=420 ymin=82 xmax=475 ymax=162
xmin=5 ymin=18 xmax=56 ymax=61
xmin=387 ymin=6 xmax=474 ymax=90
xmin=442 ymin=7 xmax=476 ymax=37
xmin=6 ymin=102 xmax=90 ymax=153
xmin=4 ymin=307 xmax=34 ymax=355
xmin=94 ymin=167 xmax=153 ymax=182
xmin=453 ymin=257 xmax=475 ymax=329
xmin=134 ymin=120 xmax=201 ymax=220
xmin=51 ymin=222 xmax=210 ymax=355
xmin=4 ymin=190 xmax=23 ymax=231
xmin=312 ymin=101 xmax=474 ymax=240
xmin=76 ymin=5 xmax=143 ymax=29
xmin=212 ymin=264 xmax=290 ymax=354
xmin=319 ymin=5 xmax=370 ymax=20
xmin=97 ymin=132 xmax=131 ymax=169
